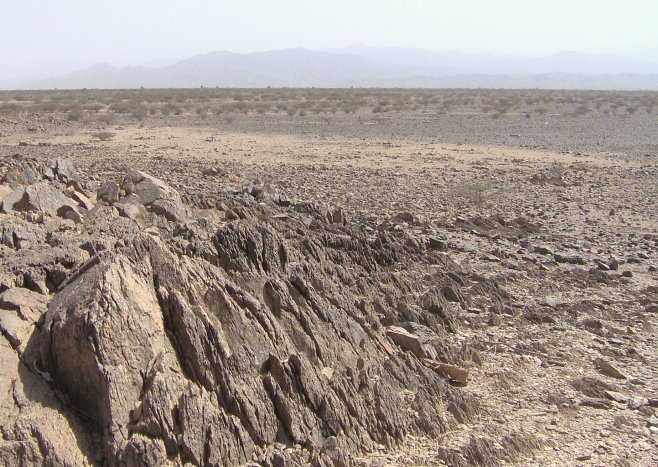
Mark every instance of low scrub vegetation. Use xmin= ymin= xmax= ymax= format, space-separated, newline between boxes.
xmin=90 ymin=131 xmax=116 ymax=141
xmin=0 ymin=88 xmax=655 ymax=122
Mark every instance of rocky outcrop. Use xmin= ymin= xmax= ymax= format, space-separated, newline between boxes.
xmin=38 ymin=224 xmax=464 ymax=464
xmin=1 ymin=161 xmax=488 ymax=465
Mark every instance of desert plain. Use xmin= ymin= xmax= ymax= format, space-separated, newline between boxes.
xmin=0 ymin=88 xmax=657 ymax=466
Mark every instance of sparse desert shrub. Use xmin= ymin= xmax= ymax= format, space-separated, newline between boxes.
xmin=131 ymin=104 xmax=148 ymax=121
xmin=0 ymin=103 xmax=21 ymax=114
xmin=82 ymin=103 xmax=104 ymax=112
xmin=96 ymin=113 xmax=115 ymax=124
xmin=108 ymin=101 xmax=133 ymax=114
xmin=2 ymin=88 xmax=657 ymax=127
xmin=34 ymin=101 xmax=61 ymax=112
xmin=91 ymin=131 xmax=116 ymax=141
xmin=573 ymin=104 xmax=591 ymax=116
xmin=67 ymin=108 xmax=84 ymax=121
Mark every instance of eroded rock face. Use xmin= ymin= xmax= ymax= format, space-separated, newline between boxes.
xmin=2 ymin=162 xmax=491 ymax=465
xmin=39 ymin=225 xmax=462 ymax=464
xmin=0 ymin=336 xmax=97 ymax=466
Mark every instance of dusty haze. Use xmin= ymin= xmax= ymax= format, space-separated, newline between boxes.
xmin=2 ymin=0 xmax=658 ymax=88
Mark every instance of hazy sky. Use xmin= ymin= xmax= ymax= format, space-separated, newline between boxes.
xmin=2 ymin=0 xmax=657 ymax=80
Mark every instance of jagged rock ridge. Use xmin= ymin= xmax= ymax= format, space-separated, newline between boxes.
xmin=0 ymin=159 xmax=501 ymax=465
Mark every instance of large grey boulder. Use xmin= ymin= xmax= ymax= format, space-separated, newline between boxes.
xmin=120 ymin=171 xmax=186 ymax=222
xmin=53 ymin=159 xmax=82 ymax=186
xmin=0 ymin=187 xmax=25 ymax=213
xmin=0 ymin=184 xmax=13 ymax=208
xmin=114 ymin=194 xmax=148 ymax=227
xmin=2 ymin=182 xmax=83 ymax=222
xmin=0 ymin=162 xmax=40 ymax=188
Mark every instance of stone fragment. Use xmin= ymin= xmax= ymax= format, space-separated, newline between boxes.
xmin=604 ymin=390 xmax=628 ymax=403
xmin=442 ymin=285 xmax=460 ymax=303
xmin=385 ymin=324 xmax=438 ymax=359
xmin=422 ymin=358 xmax=469 ymax=385
xmin=178 ymin=386 xmax=254 ymax=465
xmin=428 ymin=237 xmax=447 ymax=251
xmin=53 ymin=159 xmax=81 ymax=186
xmin=329 ymin=207 xmax=345 ymax=225
xmin=201 ymin=167 xmax=220 ymax=176
xmin=533 ymin=245 xmax=553 ymax=255
xmin=275 ymin=193 xmax=291 ymax=207
xmin=0 ymin=184 xmax=13 ymax=207
xmin=64 ymin=185 xmax=95 ymax=210
xmin=0 ymin=333 xmax=96 ymax=465
xmin=0 ymin=187 xmax=25 ymax=213
xmin=594 ymin=359 xmax=626 ymax=379
xmin=57 ymin=205 xmax=83 ymax=224
xmin=150 ymin=198 xmax=185 ymax=222
xmin=0 ymin=223 xmax=37 ymax=250
xmin=543 ymin=296 xmax=568 ymax=308
xmin=115 ymin=194 xmax=149 ymax=227
xmin=1 ymin=163 xmax=39 ymax=187
xmin=96 ymin=182 xmax=120 ymax=205
xmin=321 ymin=436 xmax=349 ymax=467
xmin=554 ymin=252 xmax=586 ymax=265
xmin=580 ymin=397 xmax=613 ymax=409
xmin=0 ymin=308 xmax=33 ymax=354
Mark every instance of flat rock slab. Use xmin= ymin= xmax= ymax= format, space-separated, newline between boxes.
xmin=580 ymin=397 xmax=613 ymax=409
xmin=386 ymin=325 xmax=439 ymax=359
xmin=0 ymin=288 xmax=49 ymax=322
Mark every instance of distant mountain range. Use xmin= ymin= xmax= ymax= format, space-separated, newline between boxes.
xmin=25 ymin=46 xmax=658 ymax=90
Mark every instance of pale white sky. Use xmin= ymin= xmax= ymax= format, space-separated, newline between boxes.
xmin=1 ymin=0 xmax=657 ymax=80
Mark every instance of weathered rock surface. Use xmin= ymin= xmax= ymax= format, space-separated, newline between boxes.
xmin=38 ymin=221 xmax=464 ymax=464
xmin=0 ymin=162 xmax=491 ymax=465
xmin=120 ymin=171 xmax=186 ymax=222
xmin=114 ymin=193 xmax=149 ymax=226
xmin=0 ymin=158 xmax=89 ymax=223
xmin=0 ymin=162 xmax=40 ymax=187
xmin=0 ymin=184 xmax=12 ymax=207
xmin=386 ymin=324 xmax=439 ymax=360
